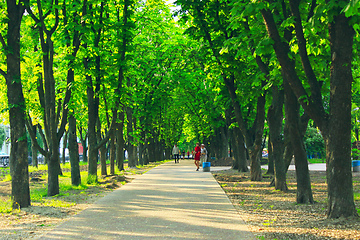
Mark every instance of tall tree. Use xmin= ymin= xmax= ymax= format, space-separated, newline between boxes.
xmin=260 ymin=0 xmax=356 ymax=217
xmin=0 ymin=0 xmax=30 ymax=209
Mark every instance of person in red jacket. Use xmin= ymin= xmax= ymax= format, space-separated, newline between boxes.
xmin=194 ymin=142 xmax=201 ymax=171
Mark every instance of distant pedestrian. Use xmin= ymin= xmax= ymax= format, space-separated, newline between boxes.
xmin=172 ymin=144 xmax=180 ymax=163
xmin=187 ymin=150 xmax=190 ymax=159
xmin=194 ymin=142 xmax=201 ymax=171
xmin=182 ymin=150 xmax=185 ymax=160
xmin=200 ymin=144 xmax=208 ymax=166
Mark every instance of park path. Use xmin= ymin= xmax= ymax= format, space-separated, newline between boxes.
xmin=39 ymin=160 xmax=254 ymax=239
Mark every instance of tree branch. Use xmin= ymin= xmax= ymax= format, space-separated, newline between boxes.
xmin=25 ymin=114 xmax=48 ymax=157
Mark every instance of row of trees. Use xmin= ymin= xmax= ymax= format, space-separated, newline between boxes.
xmin=1 ymin=0 xmax=359 ymax=220
xmin=174 ymin=0 xmax=360 ymax=219
xmin=0 ymin=0 xmax=228 ymax=209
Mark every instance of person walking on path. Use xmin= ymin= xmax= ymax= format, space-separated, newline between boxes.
xmin=182 ymin=150 xmax=185 ymax=160
xmin=172 ymin=144 xmax=180 ymax=163
xmin=200 ymin=144 xmax=208 ymax=166
xmin=187 ymin=150 xmax=190 ymax=159
xmin=194 ymin=142 xmax=201 ymax=171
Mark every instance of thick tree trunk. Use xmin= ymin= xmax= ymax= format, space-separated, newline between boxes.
xmin=231 ymin=127 xmax=248 ymax=172
xmin=68 ymin=113 xmax=81 ymax=186
xmin=84 ymin=52 xmax=100 ymax=180
xmin=285 ymin=81 xmax=314 ymax=203
xmin=249 ymin=146 xmax=262 ymax=181
xmin=268 ymin=86 xmax=286 ymax=192
xmin=47 ymin=145 xmax=60 ymax=196
xmin=6 ymin=0 xmax=30 ymax=208
xmin=326 ymin=13 xmax=357 ymax=218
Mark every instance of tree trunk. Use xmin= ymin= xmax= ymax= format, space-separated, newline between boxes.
xmin=219 ymin=126 xmax=228 ymax=158
xmin=266 ymin=134 xmax=274 ymax=175
xmin=62 ymin=130 xmax=68 ymax=164
xmin=109 ymin=132 xmax=115 ymax=175
xmin=68 ymin=113 xmax=81 ymax=186
xmin=100 ymin=144 xmax=107 ymax=176
xmin=326 ymin=13 xmax=357 ymax=218
xmin=78 ymin=127 xmax=88 ymax=163
xmin=48 ymin=145 xmax=60 ymax=196
xmin=224 ymin=76 xmax=265 ymax=181
xmin=116 ymin=111 xmax=125 ymax=171
xmin=6 ymin=0 xmax=30 ymax=209
xmin=32 ymin=141 xmax=38 ymax=168
xmin=268 ymin=86 xmax=286 ymax=192
xmin=126 ymin=106 xmax=137 ymax=167
xmin=164 ymin=147 xmax=171 ymax=160
xmin=231 ymin=127 xmax=248 ymax=172
xmin=261 ymin=5 xmax=356 ymax=215
xmin=285 ymin=80 xmax=314 ymax=203
xmin=283 ymin=121 xmax=294 ymax=172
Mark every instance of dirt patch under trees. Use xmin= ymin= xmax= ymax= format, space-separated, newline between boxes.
xmin=213 ymin=169 xmax=360 ymax=240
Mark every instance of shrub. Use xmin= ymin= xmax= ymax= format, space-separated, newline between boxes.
xmin=304 ymin=127 xmax=325 ymax=159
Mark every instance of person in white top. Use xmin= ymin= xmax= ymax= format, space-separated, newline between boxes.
xmin=172 ymin=144 xmax=180 ymax=163
xmin=200 ymin=144 xmax=208 ymax=166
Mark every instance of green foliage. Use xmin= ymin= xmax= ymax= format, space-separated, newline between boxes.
xmin=354 ymin=192 xmax=360 ymax=201
xmin=0 ymin=199 xmax=12 ymax=213
xmin=2 ymin=174 xmax=11 ymax=182
xmin=304 ymin=127 xmax=325 ymax=159
xmin=0 ymin=125 xmax=6 ymax=148
xmin=307 ymin=158 xmax=325 ymax=164
xmin=30 ymin=187 xmax=48 ymax=202
xmin=352 ymin=148 xmax=360 ymax=160
xmin=87 ymin=174 xmax=97 ymax=185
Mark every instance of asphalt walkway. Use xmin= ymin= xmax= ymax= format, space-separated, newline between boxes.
xmin=39 ymin=160 xmax=254 ymax=239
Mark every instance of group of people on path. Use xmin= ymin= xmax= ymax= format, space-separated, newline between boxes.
xmin=194 ymin=142 xmax=207 ymax=171
xmin=172 ymin=144 xmax=190 ymax=163
xmin=172 ymin=142 xmax=208 ymax=171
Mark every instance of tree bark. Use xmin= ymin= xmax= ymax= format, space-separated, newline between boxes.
xmin=126 ymin=106 xmax=137 ymax=167
xmin=326 ymin=12 xmax=356 ymax=218
xmin=285 ymin=80 xmax=314 ymax=203
xmin=78 ymin=127 xmax=88 ymax=163
xmin=266 ymin=134 xmax=274 ymax=175
xmin=109 ymin=132 xmax=116 ymax=175
xmin=224 ymin=76 xmax=265 ymax=181
xmin=62 ymin=130 xmax=68 ymax=164
xmin=68 ymin=113 xmax=81 ymax=186
xmin=32 ymin=141 xmax=38 ymax=168
xmin=262 ymin=4 xmax=356 ymax=216
xmin=5 ymin=0 xmax=30 ymax=209
xmin=99 ymin=144 xmax=107 ymax=176
xmin=268 ymin=86 xmax=287 ymax=192
xmin=231 ymin=127 xmax=248 ymax=172
xmin=116 ymin=111 xmax=125 ymax=171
